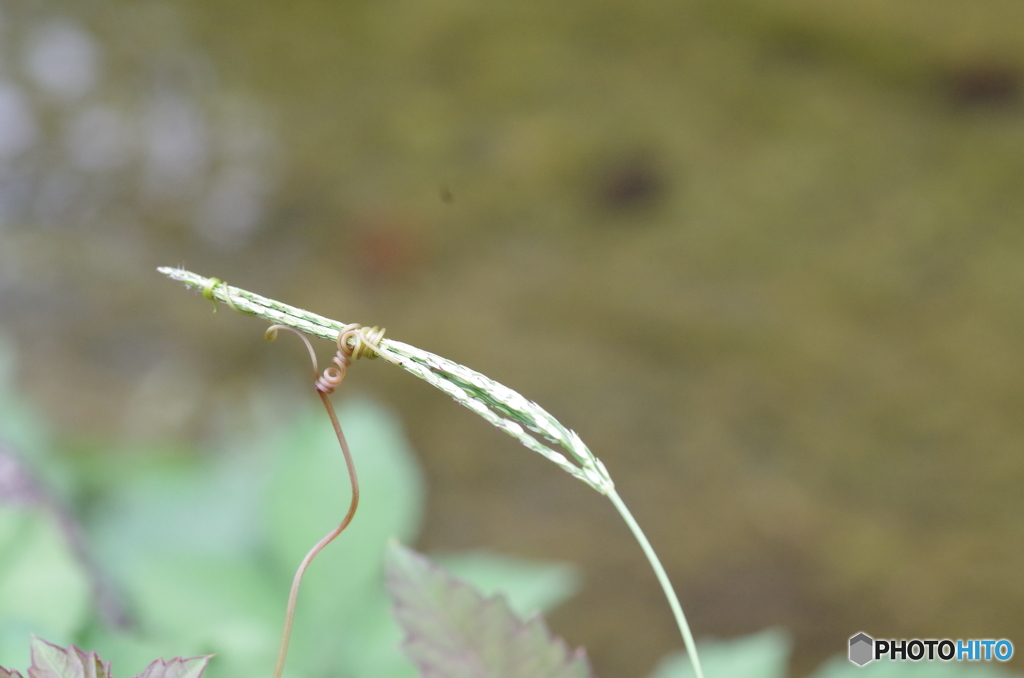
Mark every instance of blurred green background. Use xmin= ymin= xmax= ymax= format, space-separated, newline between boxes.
xmin=1 ymin=0 xmax=1023 ymax=676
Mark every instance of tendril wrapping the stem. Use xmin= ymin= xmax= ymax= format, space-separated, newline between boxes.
xmin=314 ymin=324 xmax=385 ymax=394
xmin=264 ymin=322 xmax=384 ymax=678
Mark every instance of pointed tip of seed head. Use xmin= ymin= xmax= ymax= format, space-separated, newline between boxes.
xmin=157 ymin=266 xmax=190 ymax=281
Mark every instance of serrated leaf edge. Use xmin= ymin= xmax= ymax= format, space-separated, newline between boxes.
xmin=386 ymin=544 xmax=592 ymax=678
xmin=29 ymin=636 xmax=111 ymax=678
xmin=134 ymin=655 xmax=214 ymax=678
xmin=3 ymin=638 xmax=212 ymax=678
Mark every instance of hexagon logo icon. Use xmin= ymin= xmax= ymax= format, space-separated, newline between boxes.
xmin=849 ymin=633 xmax=874 ymax=666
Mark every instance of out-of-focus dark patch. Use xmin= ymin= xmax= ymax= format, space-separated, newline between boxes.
xmin=942 ymin=60 xmax=1022 ymax=109
xmin=439 ymin=185 xmax=454 ymax=204
xmin=351 ymin=212 xmax=426 ymax=286
xmin=594 ymin=152 xmax=666 ymax=213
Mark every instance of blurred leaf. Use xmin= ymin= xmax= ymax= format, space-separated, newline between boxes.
xmin=79 ymin=397 xmax=425 ymax=678
xmin=81 ymin=440 xmax=276 ymax=678
xmin=433 ymin=551 xmax=581 ymax=617
xmin=87 ymin=453 xmax=267 ymax=574
xmin=69 ymin=395 xmax=581 ymax=678
xmin=648 ymin=628 xmax=790 ymax=678
xmin=134 ymin=655 xmax=212 ymax=678
xmin=113 ymin=556 xmax=280 ymax=674
xmin=0 ymin=508 xmax=90 ymax=669
xmin=268 ymin=397 xmax=425 ymax=594
xmin=811 ymin=656 xmax=1024 ymax=678
xmin=333 ymin=550 xmax=583 ymax=678
xmin=385 ymin=541 xmax=592 ymax=678
xmin=27 ymin=636 xmax=110 ymax=678
xmin=0 ymin=666 xmax=24 ymax=678
xmin=331 ymin=589 xmax=419 ymax=678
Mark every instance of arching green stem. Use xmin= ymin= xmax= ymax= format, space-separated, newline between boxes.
xmin=607 ymin=488 xmax=704 ymax=678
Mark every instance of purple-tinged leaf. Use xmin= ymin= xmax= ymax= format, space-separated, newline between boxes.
xmin=27 ymin=637 xmax=111 ymax=678
xmin=134 ymin=655 xmax=212 ymax=678
xmin=385 ymin=542 xmax=593 ymax=678
xmin=6 ymin=639 xmax=211 ymax=678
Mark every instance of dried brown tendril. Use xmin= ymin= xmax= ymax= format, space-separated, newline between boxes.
xmin=315 ymin=324 xmax=386 ymax=394
xmin=264 ymin=321 xmax=384 ymax=678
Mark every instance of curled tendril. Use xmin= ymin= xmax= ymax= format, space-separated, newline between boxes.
xmin=202 ymin=277 xmax=241 ymax=313
xmin=265 ymin=325 xmax=320 ymax=381
xmin=202 ymin=277 xmax=222 ymax=312
xmin=315 ymin=324 xmax=386 ymax=394
xmin=265 ymin=322 xmax=385 ymax=678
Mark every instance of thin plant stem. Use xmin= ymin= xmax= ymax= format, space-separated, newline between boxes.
xmin=272 ymin=391 xmax=360 ymax=678
xmin=607 ymin=488 xmax=704 ymax=678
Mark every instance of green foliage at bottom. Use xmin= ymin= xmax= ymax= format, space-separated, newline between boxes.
xmin=650 ymin=628 xmax=791 ymax=678
xmin=0 ymin=385 xmax=582 ymax=678
xmin=0 ymin=341 xmax=1019 ymax=678
xmin=0 ymin=636 xmax=210 ymax=678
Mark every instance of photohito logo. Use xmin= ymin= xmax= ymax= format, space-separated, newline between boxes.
xmin=849 ymin=633 xmax=1013 ymax=666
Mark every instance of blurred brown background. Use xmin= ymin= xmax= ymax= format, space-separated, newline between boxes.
xmin=1 ymin=1 xmax=1023 ymax=676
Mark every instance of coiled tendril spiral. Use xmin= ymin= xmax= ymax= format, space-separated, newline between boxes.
xmin=315 ymin=324 xmax=385 ymax=394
